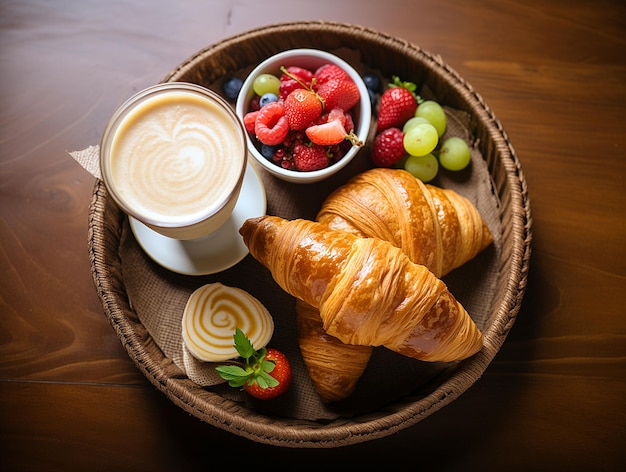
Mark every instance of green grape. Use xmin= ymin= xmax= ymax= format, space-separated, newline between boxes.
xmin=402 ymin=116 xmax=430 ymax=134
xmin=439 ymin=137 xmax=471 ymax=171
xmin=253 ymin=74 xmax=280 ymax=96
xmin=404 ymin=154 xmax=439 ymax=182
xmin=403 ymin=122 xmax=439 ymax=157
xmin=416 ymin=100 xmax=446 ymax=137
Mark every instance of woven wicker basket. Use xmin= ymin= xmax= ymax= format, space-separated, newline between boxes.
xmin=88 ymin=21 xmax=531 ymax=447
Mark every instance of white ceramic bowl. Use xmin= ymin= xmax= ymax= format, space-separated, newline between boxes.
xmin=235 ymin=48 xmax=371 ymax=184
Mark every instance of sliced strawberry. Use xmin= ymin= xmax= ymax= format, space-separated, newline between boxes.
xmin=306 ymin=118 xmax=347 ymax=146
xmin=284 ymin=89 xmax=323 ymax=130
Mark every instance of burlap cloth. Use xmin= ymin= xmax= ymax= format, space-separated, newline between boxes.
xmin=71 ymin=92 xmax=501 ymax=421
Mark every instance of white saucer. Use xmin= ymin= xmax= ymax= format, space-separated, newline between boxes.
xmin=129 ymin=163 xmax=266 ymax=276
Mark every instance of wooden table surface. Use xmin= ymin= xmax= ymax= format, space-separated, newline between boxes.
xmin=1 ymin=0 xmax=624 ymax=470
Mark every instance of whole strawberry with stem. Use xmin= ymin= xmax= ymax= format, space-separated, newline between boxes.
xmin=376 ymin=76 xmax=420 ymax=132
xmin=215 ymin=328 xmax=292 ymax=400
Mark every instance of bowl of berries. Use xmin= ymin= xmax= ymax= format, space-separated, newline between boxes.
xmin=235 ymin=48 xmax=371 ymax=183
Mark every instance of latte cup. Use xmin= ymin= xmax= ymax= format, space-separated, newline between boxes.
xmin=100 ymin=83 xmax=247 ymax=240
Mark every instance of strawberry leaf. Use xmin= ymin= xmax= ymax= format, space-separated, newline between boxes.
xmin=214 ymin=365 xmax=251 ymax=387
xmin=389 ymin=75 xmax=423 ymax=102
xmin=390 ymin=75 xmax=416 ymax=92
xmin=260 ymin=359 xmax=276 ymax=374
xmin=233 ymin=327 xmax=256 ymax=359
xmin=254 ymin=371 xmax=279 ymax=389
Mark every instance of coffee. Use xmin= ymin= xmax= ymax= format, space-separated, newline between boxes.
xmin=101 ymin=83 xmax=246 ymax=239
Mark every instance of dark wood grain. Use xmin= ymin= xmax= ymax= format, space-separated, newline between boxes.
xmin=1 ymin=0 xmax=625 ymax=470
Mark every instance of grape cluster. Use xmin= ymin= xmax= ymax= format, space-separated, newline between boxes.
xmin=401 ymin=100 xmax=471 ymax=182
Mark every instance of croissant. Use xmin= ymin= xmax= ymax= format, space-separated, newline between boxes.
xmin=295 ymin=298 xmax=373 ymax=402
xmin=317 ymin=168 xmax=493 ymax=278
xmin=298 ymin=168 xmax=493 ymax=401
xmin=239 ymin=215 xmax=483 ymax=365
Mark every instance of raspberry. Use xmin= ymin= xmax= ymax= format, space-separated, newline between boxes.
xmin=254 ymin=101 xmax=289 ymax=146
xmin=371 ymin=127 xmax=406 ymax=167
xmin=243 ymin=111 xmax=259 ymax=134
xmin=293 ymin=143 xmax=330 ymax=171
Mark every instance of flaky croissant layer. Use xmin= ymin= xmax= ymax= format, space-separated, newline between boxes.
xmin=240 ymin=215 xmax=483 ymax=363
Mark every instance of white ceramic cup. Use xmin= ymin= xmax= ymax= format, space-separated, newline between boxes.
xmin=100 ymin=83 xmax=247 ymax=240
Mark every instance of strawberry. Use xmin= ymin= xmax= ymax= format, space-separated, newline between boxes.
xmin=371 ymin=127 xmax=406 ymax=167
xmin=293 ymin=142 xmax=330 ymax=171
xmin=254 ymin=101 xmax=289 ymax=145
xmin=244 ymin=348 xmax=291 ymax=400
xmin=284 ymin=89 xmax=323 ymax=130
xmin=215 ymin=328 xmax=292 ymax=400
xmin=314 ymin=63 xmax=350 ymax=84
xmin=280 ymin=66 xmax=314 ymax=85
xmin=376 ymin=76 xmax=418 ymax=132
xmin=316 ymin=77 xmax=360 ymax=111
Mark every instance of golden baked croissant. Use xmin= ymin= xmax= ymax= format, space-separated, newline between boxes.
xmin=298 ymin=168 xmax=493 ymax=401
xmin=295 ymin=298 xmax=373 ymax=402
xmin=317 ymin=168 xmax=493 ymax=278
xmin=239 ymin=215 xmax=483 ymax=365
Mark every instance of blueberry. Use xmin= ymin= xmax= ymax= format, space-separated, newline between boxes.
xmin=222 ymin=77 xmax=243 ymax=100
xmin=368 ymin=89 xmax=377 ymax=108
xmin=261 ymin=144 xmax=277 ymax=160
xmin=259 ymin=93 xmax=279 ymax=108
xmin=362 ymin=73 xmax=382 ymax=93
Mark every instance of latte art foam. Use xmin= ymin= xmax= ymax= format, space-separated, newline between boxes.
xmin=110 ymin=90 xmax=245 ymax=225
